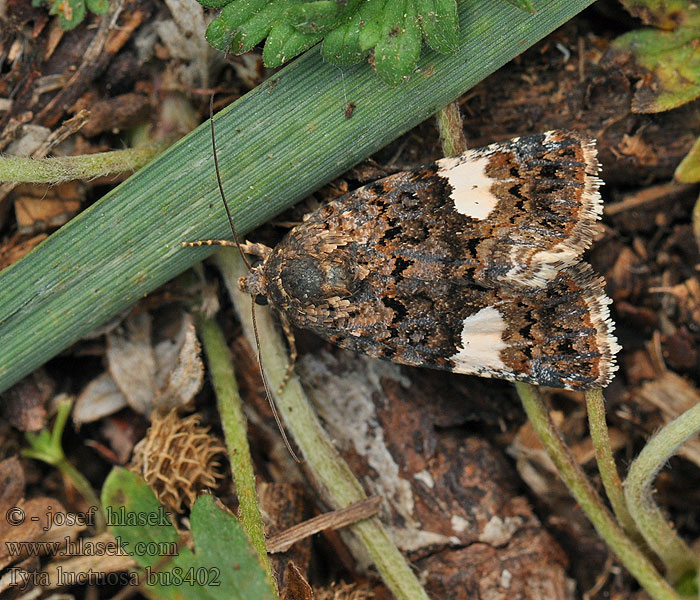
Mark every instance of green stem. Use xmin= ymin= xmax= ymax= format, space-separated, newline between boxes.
xmin=22 ymin=397 xmax=105 ymax=532
xmin=624 ymin=399 xmax=700 ymax=584
xmin=0 ymin=143 xmax=168 ymax=184
xmin=215 ymin=248 xmax=430 ymax=600
xmin=585 ymin=389 xmax=646 ymax=546
xmin=515 ymin=383 xmax=683 ymax=600
xmin=195 ymin=311 xmax=278 ymax=596
xmin=436 ymin=101 xmax=467 ymax=157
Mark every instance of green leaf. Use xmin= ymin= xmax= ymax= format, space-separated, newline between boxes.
xmin=373 ymin=0 xmax=422 ymax=85
xmin=619 ymin=0 xmax=700 ymax=29
xmin=287 ymin=1 xmax=341 ymax=33
xmin=211 ymin=0 xmax=280 ymax=54
xmin=357 ymin=0 xmax=387 ymax=51
xmin=321 ymin=10 xmax=367 ymax=64
xmin=197 ymin=0 xmax=234 ymax=8
xmin=611 ymin=26 xmax=700 ymax=112
xmin=101 ymin=469 xmax=276 ymax=600
xmin=190 ymin=495 xmax=276 ymax=600
xmin=86 ymin=0 xmax=109 ymax=15
xmin=504 ymin=0 xmax=536 ymax=12
xmin=101 ymin=469 xmax=179 ymax=569
xmin=287 ymin=0 xmax=363 ymax=34
xmin=49 ymin=0 xmax=86 ymax=30
xmin=416 ymin=0 xmax=459 ymax=54
xmin=675 ymin=134 xmax=700 ymax=183
xmin=263 ymin=21 xmax=323 ymax=67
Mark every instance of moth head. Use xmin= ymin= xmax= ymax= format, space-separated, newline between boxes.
xmin=238 ymin=266 xmax=268 ymax=304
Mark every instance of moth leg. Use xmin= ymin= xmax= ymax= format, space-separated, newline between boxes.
xmin=182 ymin=240 xmax=273 ymax=261
xmin=240 ymin=241 xmax=273 ymax=259
xmin=277 ymin=313 xmax=298 ymax=394
xmin=182 ymin=239 xmax=239 ymax=248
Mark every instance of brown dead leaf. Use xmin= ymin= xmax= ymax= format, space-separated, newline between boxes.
xmin=1 ymin=368 xmax=54 ymax=431
xmin=13 ymin=181 xmax=83 ymax=235
xmin=282 ymin=562 xmax=314 ymax=600
xmin=0 ymin=497 xmax=82 ymax=570
xmin=107 ymin=312 xmax=156 ymax=415
xmin=73 ymin=372 xmax=128 ymax=425
xmin=0 ymin=232 xmax=48 ymax=269
xmin=153 ymin=315 xmax=203 ymax=413
xmin=0 ymin=457 xmax=26 ymax=513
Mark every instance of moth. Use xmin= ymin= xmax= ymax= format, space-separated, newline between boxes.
xmin=203 ymin=131 xmax=620 ymax=390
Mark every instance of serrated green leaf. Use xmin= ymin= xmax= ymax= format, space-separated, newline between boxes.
xmin=219 ymin=0 xmax=283 ymax=54
xmin=32 ymin=0 xmax=44 ymax=7
xmin=321 ymin=10 xmax=367 ymax=64
xmin=357 ymin=0 xmax=387 ymax=51
xmin=101 ymin=469 xmax=276 ymax=600
xmin=373 ymin=0 xmax=422 ymax=85
xmin=619 ymin=0 xmax=700 ymax=29
xmin=287 ymin=1 xmax=342 ymax=33
xmin=612 ymin=26 xmax=700 ymax=112
xmin=287 ymin=0 xmax=363 ymax=34
xmin=263 ymin=21 xmax=322 ymax=67
xmin=206 ymin=17 xmax=233 ymax=51
xmin=197 ymin=0 xmax=234 ymax=8
xmin=49 ymin=0 xmax=86 ymax=30
xmin=86 ymin=0 xmax=108 ymax=14
xmin=504 ymin=0 xmax=536 ymax=13
xmin=675 ymin=135 xmax=700 ymax=182
xmin=416 ymin=0 xmax=459 ymax=54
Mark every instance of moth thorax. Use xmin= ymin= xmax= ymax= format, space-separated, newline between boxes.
xmin=280 ymin=254 xmax=359 ymax=303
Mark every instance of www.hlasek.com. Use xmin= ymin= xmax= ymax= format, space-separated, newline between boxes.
xmin=4 ymin=535 xmax=176 ymax=558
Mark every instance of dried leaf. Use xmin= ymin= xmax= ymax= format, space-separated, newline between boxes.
xmin=107 ymin=312 xmax=156 ymax=415
xmin=153 ymin=315 xmax=204 ymax=413
xmin=282 ymin=562 xmax=314 ymax=600
xmin=73 ymin=372 xmax=128 ymax=425
xmin=0 ymin=457 xmax=25 ymax=512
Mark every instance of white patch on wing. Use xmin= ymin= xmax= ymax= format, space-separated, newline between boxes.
xmin=437 ymin=152 xmax=504 ymax=220
xmin=452 ymin=306 xmax=509 ymax=375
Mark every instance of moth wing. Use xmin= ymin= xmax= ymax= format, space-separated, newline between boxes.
xmin=319 ymin=263 xmax=618 ymax=390
xmin=317 ymin=130 xmax=602 ymax=289
xmin=434 ymin=130 xmax=603 ymax=287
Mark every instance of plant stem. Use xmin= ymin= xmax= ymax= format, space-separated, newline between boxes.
xmin=195 ymin=311 xmax=278 ymax=596
xmin=0 ymin=143 xmax=168 ymax=184
xmin=22 ymin=396 xmax=105 ymax=532
xmin=585 ymin=389 xmax=646 ymax=546
xmin=624 ymin=399 xmax=700 ymax=584
xmin=515 ymin=382 xmax=683 ymax=600
xmin=436 ymin=101 xmax=467 ymax=157
xmin=215 ymin=248 xmax=431 ymax=600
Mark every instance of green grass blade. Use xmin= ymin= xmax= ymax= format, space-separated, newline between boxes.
xmin=0 ymin=0 xmax=594 ymax=394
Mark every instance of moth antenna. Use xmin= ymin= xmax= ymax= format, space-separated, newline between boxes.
xmin=209 ymin=96 xmax=298 ymax=460
xmin=209 ymin=94 xmax=252 ymax=271
xmin=251 ymin=302 xmax=301 ymax=463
